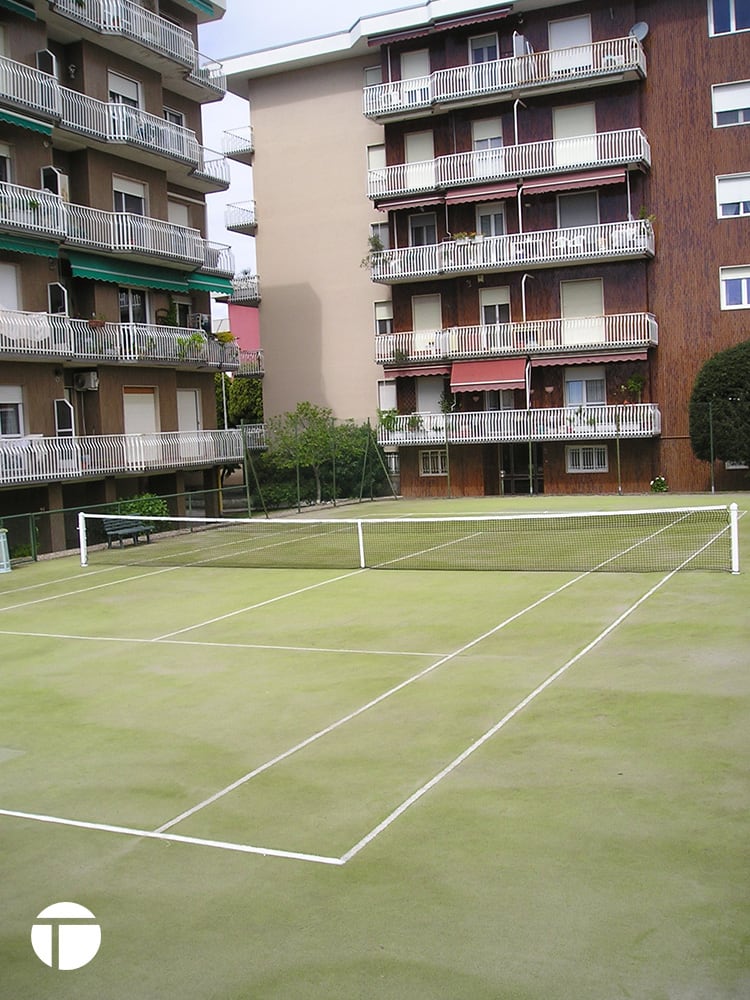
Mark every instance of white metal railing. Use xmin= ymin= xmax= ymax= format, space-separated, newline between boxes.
xmin=51 ymin=0 xmax=195 ymax=68
xmin=223 ymin=126 xmax=254 ymax=158
xmin=0 ymin=181 xmax=66 ymax=238
xmin=0 ymin=310 xmax=240 ymax=367
xmin=368 ymin=129 xmax=650 ymax=200
xmin=65 ymin=204 xmax=205 ymax=264
xmin=0 ymin=427 xmax=267 ymax=485
xmin=187 ymin=52 xmax=227 ymax=96
xmin=376 ymin=313 xmax=658 ymax=364
xmin=237 ymin=349 xmax=264 ymax=376
xmin=229 ymin=275 xmax=261 ymax=303
xmin=364 ymin=36 xmax=647 ymax=118
xmin=372 ymin=220 xmax=654 ymax=282
xmin=201 ymin=241 xmax=235 ymax=276
xmin=377 ymin=405 xmax=661 ymax=446
xmin=0 ymin=54 xmax=62 ymax=119
xmin=192 ymin=147 xmax=230 ymax=187
xmin=224 ymin=201 xmax=257 ymax=232
xmin=60 ymin=88 xmax=200 ymax=163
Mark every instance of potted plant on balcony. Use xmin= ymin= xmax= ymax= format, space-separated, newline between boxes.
xmin=87 ymin=313 xmax=107 ymax=330
xmin=360 ymin=232 xmax=384 ymax=269
xmin=377 ymin=408 xmax=398 ymax=432
xmin=620 ymin=374 xmax=645 ymax=403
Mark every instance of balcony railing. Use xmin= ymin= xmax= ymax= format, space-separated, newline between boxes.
xmin=187 ymin=52 xmax=227 ymax=98
xmin=236 ymin=349 xmax=264 ymax=376
xmin=376 ymin=313 xmax=658 ymax=365
xmin=223 ymin=126 xmax=255 ymax=164
xmin=0 ymin=427 xmax=267 ymax=486
xmin=368 ymin=129 xmax=650 ymax=201
xmin=372 ymin=220 xmax=654 ymax=283
xmin=0 ymin=54 xmax=61 ymax=120
xmin=225 ymin=201 xmax=257 ymax=235
xmin=65 ymin=204 xmax=205 ymax=265
xmin=60 ymin=89 xmax=200 ymax=164
xmin=0 ymin=182 xmax=67 ymax=239
xmin=0 ymin=310 xmax=240 ymax=369
xmin=201 ymin=241 xmax=235 ymax=277
xmin=228 ymin=274 xmax=261 ymax=304
xmin=377 ymin=405 xmax=661 ymax=447
xmin=364 ymin=36 xmax=647 ymax=120
xmin=191 ymin=148 xmax=230 ymax=188
xmin=51 ymin=0 xmax=195 ymax=68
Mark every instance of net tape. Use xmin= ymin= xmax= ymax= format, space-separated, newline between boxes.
xmin=79 ymin=506 xmax=738 ymax=573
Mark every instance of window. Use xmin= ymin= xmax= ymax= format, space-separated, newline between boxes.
xmin=409 ymin=212 xmax=437 ymax=246
xmin=108 ymin=71 xmax=141 ymax=108
xmin=717 ymin=173 xmax=750 ymax=215
xmin=553 ymin=103 xmax=597 ymax=165
xmin=364 ymin=65 xmax=382 ymax=87
xmin=378 ymin=379 xmax=397 ymax=412
xmin=0 ymin=386 xmax=23 ymax=437
xmin=0 ymin=141 xmax=11 ymax=183
xmin=709 ymin=0 xmax=750 ymax=35
xmin=566 ymin=445 xmax=608 ymax=473
xmin=419 ymin=449 xmax=448 ymax=476
xmin=564 ymin=365 xmax=605 ymax=406
xmin=480 ymin=286 xmax=510 ymax=325
xmin=720 ymin=265 xmax=750 ymax=307
xmin=470 ymin=33 xmax=498 ymax=63
xmin=712 ymin=81 xmax=750 ymax=125
xmin=119 ymin=287 xmax=148 ymax=324
xmin=374 ymin=301 xmax=393 ymax=335
xmin=370 ymin=221 xmax=390 ymax=251
xmin=558 ymin=191 xmax=599 ymax=229
xmin=0 ymin=262 xmax=19 ymax=310
xmin=163 ymin=107 xmax=185 ymax=127
xmin=548 ymin=15 xmax=593 ymax=73
xmin=113 ymin=176 xmax=146 ymax=215
xmin=172 ymin=297 xmax=191 ymax=328
xmin=476 ymin=204 xmax=505 ymax=237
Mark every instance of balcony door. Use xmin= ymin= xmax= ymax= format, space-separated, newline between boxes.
xmin=553 ymin=103 xmax=597 ymax=167
xmin=561 ymin=278 xmax=605 ymax=346
xmin=548 ymin=15 xmax=593 ymax=75
xmin=412 ymin=293 xmax=441 ymax=357
xmin=123 ymin=385 xmax=159 ymax=468
xmin=472 ymin=118 xmax=504 ymax=179
xmin=480 ymin=286 xmax=511 ymax=353
xmin=401 ymin=49 xmax=430 ymax=105
xmin=177 ymin=388 xmax=202 ymax=460
xmin=405 ymin=130 xmax=435 ymax=190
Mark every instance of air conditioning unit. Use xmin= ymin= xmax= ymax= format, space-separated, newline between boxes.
xmin=74 ymin=371 xmax=99 ymax=391
xmin=188 ymin=312 xmax=211 ymax=332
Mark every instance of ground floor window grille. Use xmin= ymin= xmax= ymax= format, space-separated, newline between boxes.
xmin=566 ymin=445 xmax=608 ymax=473
xmin=419 ymin=449 xmax=447 ymax=476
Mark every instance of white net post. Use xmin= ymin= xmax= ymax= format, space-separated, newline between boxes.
xmin=78 ymin=511 xmax=88 ymax=567
xmin=730 ymin=503 xmax=740 ymax=575
xmin=357 ymin=520 xmax=366 ymax=568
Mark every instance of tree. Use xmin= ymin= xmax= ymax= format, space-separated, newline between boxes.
xmin=267 ymin=401 xmax=334 ymax=504
xmin=214 ymin=373 xmax=263 ymax=429
xmin=689 ymin=340 xmax=750 ymax=465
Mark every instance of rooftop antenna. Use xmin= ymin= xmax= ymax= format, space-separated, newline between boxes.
xmin=629 ymin=21 xmax=649 ymax=41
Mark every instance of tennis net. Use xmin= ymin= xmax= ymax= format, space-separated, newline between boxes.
xmin=78 ymin=505 xmax=740 ymax=573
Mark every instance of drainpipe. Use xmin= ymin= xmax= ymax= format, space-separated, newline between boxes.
xmin=513 ymin=97 xmax=526 ymax=146
xmin=521 ymin=271 xmax=534 ymax=323
xmin=517 ymin=182 xmax=524 ymax=234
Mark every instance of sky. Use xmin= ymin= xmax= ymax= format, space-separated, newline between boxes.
xmin=198 ymin=2 xmax=410 ymax=322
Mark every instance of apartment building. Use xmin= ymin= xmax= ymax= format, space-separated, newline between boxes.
xmin=0 ymin=0 xmax=265 ymax=554
xmin=224 ymin=0 xmax=748 ymax=497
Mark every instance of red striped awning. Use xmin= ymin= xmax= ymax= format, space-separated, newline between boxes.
xmin=369 ymin=8 xmax=511 ymax=46
xmin=445 ymin=181 xmax=518 ymax=204
xmin=531 ymin=351 xmax=647 ymax=367
xmin=376 ymin=193 xmax=444 ymax=212
xmin=521 ymin=168 xmax=627 ymax=197
xmin=386 ymin=365 xmax=450 ymax=378
xmin=450 ymin=358 xmax=526 ymax=392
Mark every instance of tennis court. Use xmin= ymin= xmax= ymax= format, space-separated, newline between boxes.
xmin=1 ymin=494 xmax=748 ymax=999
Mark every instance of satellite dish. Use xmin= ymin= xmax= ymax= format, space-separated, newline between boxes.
xmin=629 ymin=21 xmax=649 ymax=41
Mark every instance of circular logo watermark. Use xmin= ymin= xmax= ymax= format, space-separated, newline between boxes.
xmin=31 ymin=902 xmax=101 ymax=970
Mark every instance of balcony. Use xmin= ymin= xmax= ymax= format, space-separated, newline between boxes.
xmin=0 ymin=310 xmax=240 ymax=370
xmin=0 ymin=182 xmax=66 ymax=241
xmin=185 ymin=52 xmax=227 ymax=101
xmin=190 ymin=148 xmax=230 ymax=191
xmin=368 ymin=129 xmax=650 ymax=202
xmin=364 ymin=36 xmax=647 ymax=122
xmin=0 ymin=427 xmax=266 ymax=486
xmin=236 ymin=349 xmax=265 ymax=377
xmin=64 ymin=204 xmax=205 ymax=265
xmin=376 ymin=313 xmax=658 ymax=365
xmin=201 ymin=241 xmax=235 ymax=277
xmin=223 ymin=126 xmax=254 ymax=166
xmin=372 ymin=220 xmax=654 ymax=283
xmin=377 ymin=405 xmax=661 ymax=447
xmin=226 ymin=274 xmax=261 ymax=305
xmin=0 ymin=54 xmax=61 ymax=121
xmin=225 ymin=201 xmax=257 ymax=236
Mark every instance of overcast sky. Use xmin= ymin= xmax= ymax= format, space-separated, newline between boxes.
xmin=199 ymin=3 xmax=411 ymax=321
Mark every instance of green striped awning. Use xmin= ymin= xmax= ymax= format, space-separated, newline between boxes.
xmin=67 ymin=251 xmax=191 ymax=293
xmin=0 ymin=110 xmax=52 ymax=135
xmin=0 ymin=0 xmax=36 ymax=20
xmin=0 ymin=234 xmax=60 ymax=257
xmin=186 ymin=0 xmax=213 ymax=15
xmin=186 ymin=273 xmax=233 ymax=295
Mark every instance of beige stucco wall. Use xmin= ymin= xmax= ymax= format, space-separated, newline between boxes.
xmin=247 ymin=57 xmax=387 ymax=422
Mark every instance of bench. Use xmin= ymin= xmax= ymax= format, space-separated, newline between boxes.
xmin=103 ymin=517 xmax=152 ymax=548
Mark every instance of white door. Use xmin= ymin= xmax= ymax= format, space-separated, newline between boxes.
xmin=549 ymin=15 xmax=593 ymax=74
xmin=177 ymin=387 xmax=202 ymax=461
xmin=472 ymin=118 xmax=504 ymax=178
xmin=416 ymin=374 xmax=444 ymax=413
xmin=561 ymin=278 xmax=605 ymax=345
xmin=405 ymin=130 xmax=435 ymax=190
xmin=412 ymin=294 xmax=441 ymax=356
xmin=553 ymin=103 xmax=597 ymax=167
xmin=123 ymin=386 xmax=158 ymax=468
xmin=401 ymin=48 xmax=430 ymax=104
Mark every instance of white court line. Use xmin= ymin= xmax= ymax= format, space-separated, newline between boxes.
xmin=152 ymin=568 xmax=367 ymax=640
xmin=0 ymin=808 xmax=342 ymax=866
xmin=0 ymin=564 xmax=122 ymax=596
xmin=0 ymin=565 xmax=179 ymax=612
xmin=153 ymin=571 xmax=591 ymax=834
xmin=0 ymin=628 xmax=444 ymax=658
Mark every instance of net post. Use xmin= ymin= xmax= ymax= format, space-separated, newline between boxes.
xmin=78 ymin=511 xmax=88 ymax=567
xmin=357 ymin=519 xmax=366 ymax=568
xmin=730 ymin=503 xmax=740 ymax=574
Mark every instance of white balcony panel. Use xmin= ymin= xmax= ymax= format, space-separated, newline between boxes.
xmin=187 ymin=52 xmax=227 ymax=97
xmin=0 ymin=55 xmax=62 ymax=120
xmin=376 ymin=405 xmax=661 ymax=446
xmin=375 ymin=313 xmax=658 ymax=364
xmin=223 ymin=126 xmax=254 ymax=164
xmin=229 ymin=274 xmax=261 ymax=303
xmin=224 ymin=201 xmax=257 ymax=234
xmin=236 ymin=349 xmax=264 ymax=376
xmin=201 ymin=241 xmax=235 ymax=276
xmin=64 ymin=205 xmax=205 ymax=265
xmin=0 ymin=182 xmax=66 ymax=238
xmin=191 ymin=148 xmax=230 ymax=187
